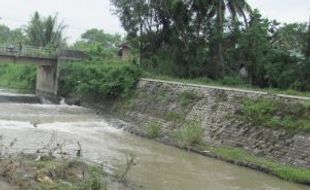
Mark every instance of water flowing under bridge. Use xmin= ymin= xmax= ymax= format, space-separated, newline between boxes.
xmin=0 ymin=45 xmax=86 ymax=100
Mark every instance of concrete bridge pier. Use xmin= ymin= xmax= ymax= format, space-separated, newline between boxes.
xmin=35 ymin=62 xmax=59 ymax=100
xmin=0 ymin=46 xmax=85 ymax=102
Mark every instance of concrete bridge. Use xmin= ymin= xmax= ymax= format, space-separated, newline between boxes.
xmin=0 ymin=45 xmax=85 ymax=99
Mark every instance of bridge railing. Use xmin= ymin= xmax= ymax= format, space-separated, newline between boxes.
xmin=0 ymin=45 xmax=57 ymax=59
xmin=57 ymin=49 xmax=86 ymax=61
xmin=0 ymin=44 xmax=86 ymax=61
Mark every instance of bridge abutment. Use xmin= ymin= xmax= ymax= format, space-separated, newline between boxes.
xmin=35 ymin=62 xmax=59 ymax=100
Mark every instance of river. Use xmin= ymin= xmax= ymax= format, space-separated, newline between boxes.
xmin=0 ymin=89 xmax=309 ymax=190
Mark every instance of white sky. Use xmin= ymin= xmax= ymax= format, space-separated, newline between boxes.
xmin=0 ymin=0 xmax=309 ymax=44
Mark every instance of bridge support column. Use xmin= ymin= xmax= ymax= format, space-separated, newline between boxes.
xmin=36 ymin=62 xmax=59 ymax=100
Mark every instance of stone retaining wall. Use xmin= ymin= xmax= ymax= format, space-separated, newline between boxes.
xmin=120 ymin=79 xmax=310 ymax=169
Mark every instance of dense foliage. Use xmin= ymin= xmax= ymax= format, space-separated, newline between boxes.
xmin=26 ymin=12 xmax=67 ymax=48
xmin=240 ymin=98 xmax=310 ymax=132
xmin=73 ymin=29 xmax=122 ymax=61
xmin=0 ymin=64 xmax=36 ymax=90
xmin=111 ymin=0 xmax=310 ymax=91
xmin=58 ymin=62 xmax=141 ymax=99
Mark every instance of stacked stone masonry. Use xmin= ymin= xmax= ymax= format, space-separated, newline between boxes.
xmin=123 ymin=79 xmax=310 ymax=169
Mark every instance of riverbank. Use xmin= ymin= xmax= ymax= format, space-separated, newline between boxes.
xmin=0 ymin=153 xmax=135 ymax=190
xmin=105 ymin=117 xmax=310 ymax=185
xmin=0 ymin=89 xmax=309 ymax=190
xmin=76 ymin=78 xmax=310 ymax=185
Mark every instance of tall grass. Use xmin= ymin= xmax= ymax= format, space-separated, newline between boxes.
xmin=240 ymin=98 xmax=310 ymax=132
xmin=0 ymin=64 xmax=36 ymax=91
xmin=146 ymin=122 xmax=162 ymax=139
xmin=174 ymin=120 xmax=204 ymax=149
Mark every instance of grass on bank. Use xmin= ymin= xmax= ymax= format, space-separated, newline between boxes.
xmin=146 ymin=122 xmax=162 ymax=139
xmin=161 ymin=116 xmax=310 ymax=184
xmin=0 ymin=64 xmax=36 ymax=91
xmin=177 ymin=91 xmax=201 ymax=108
xmin=239 ymin=98 xmax=310 ymax=133
xmin=0 ymin=157 xmax=107 ymax=190
xmin=173 ymin=120 xmax=204 ymax=149
xmin=143 ymin=72 xmax=310 ymax=98
xmin=208 ymin=146 xmax=310 ymax=184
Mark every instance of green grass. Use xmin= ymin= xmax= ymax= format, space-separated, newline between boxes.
xmin=58 ymin=62 xmax=141 ymax=100
xmin=177 ymin=91 xmax=200 ymax=108
xmin=0 ymin=64 xmax=36 ymax=91
xmin=143 ymin=72 xmax=310 ymax=97
xmin=239 ymin=98 xmax=310 ymax=133
xmin=164 ymin=112 xmax=185 ymax=122
xmin=209 ymin=146 xmax=310 ymax=184
xmin=174 ymin=120 xmax=204 ymax=149
xmin=146 ymin=122 xmax=162 ymax=139
xmin=1 ymin=158 xmax=107 ymax=190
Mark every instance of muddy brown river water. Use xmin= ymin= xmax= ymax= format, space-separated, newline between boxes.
xmin=0 ymin=89 xmax=309 ymax=190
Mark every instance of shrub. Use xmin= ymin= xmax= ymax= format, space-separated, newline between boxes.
xmin=220 ymin=76 xmax=247 ymax=86
xmin=0 ymin=64 xmax=36 ymax=91
xmin=146 ymin=123 xmax=162 ymax=139
xmin=177 ymin=91 xmax=200 ymax=108
xmin=58 ymin=62 xmax=141 ymax=99
xmin=164 ymin=112 xmax=184 ymax=122
xmin=241 ymin=98 xmax=277 ymax=124
xmin=174 ymin=120 xmax=204 ymax=149
xmin=240 ymin=98 xmax=310 ymax=132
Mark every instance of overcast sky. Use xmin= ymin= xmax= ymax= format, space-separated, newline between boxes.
xmin=0 ymin=0 xmax=309 ymax=43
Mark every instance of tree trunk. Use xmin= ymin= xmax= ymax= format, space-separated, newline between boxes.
xmin=216 ymin=0 xmax=224 ymax=78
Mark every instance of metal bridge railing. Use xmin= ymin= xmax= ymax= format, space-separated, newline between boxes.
xmin=0 ymin=45 xmax=57 ymax=59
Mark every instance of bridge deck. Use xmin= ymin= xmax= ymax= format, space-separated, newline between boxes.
xmin=0 ymin=45 xmax=57 ymax=59
xmin=0 ymin=45 xmax=86 ymax=63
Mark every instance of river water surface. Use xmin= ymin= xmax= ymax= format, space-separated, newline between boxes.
xmin=0 ymin=89 xmax=309 ymax=190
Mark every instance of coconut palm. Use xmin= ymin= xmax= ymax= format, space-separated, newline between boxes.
xmin=26 ymin=12 xmax=67 ymax=48
xmin=212 ymin=0 xmax=252 ymax=77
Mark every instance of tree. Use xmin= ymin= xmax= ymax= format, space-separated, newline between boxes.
xmin=26 ymin=12 xmax=66 ymax=48
xmin=211 ymin=0 xmax=252 ymax=78
xmin=80 ymin=29 xmax=121 ymax=47
xmin=0 ymin=25 xmax=11 ymax=44
xmin=0 ymin=25 xmax=26 ymax=44
xmin=73 ymin=29 xmax=122 ymax=61
xmin=271 ymin=23 xmax=308 ymax=56
xmin=305 ymin=18 xmax=310 ymax=57
xmin=236 ymin=10 xmax=270 ymax=86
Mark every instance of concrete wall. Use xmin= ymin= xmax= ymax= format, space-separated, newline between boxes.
xmin=117 ymin=79 xmax=310 ymax=169
xmin=35 ymin=63 xmax=58 ymax=98
xmin=0 ymin=55 xmax=55 ymax=66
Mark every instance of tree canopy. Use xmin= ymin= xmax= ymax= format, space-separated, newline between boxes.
xmin=111 ymin=0 xmax=310 ymax=91
xmin=25 ymin=12 xmax=66 ymax=48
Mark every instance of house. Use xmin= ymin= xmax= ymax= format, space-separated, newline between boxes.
xmin=118 ymin=43 xmax=130 ymax=60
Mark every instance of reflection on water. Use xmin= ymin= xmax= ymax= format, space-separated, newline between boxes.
xmin=0 ymin=91 xmax=309 ymax=190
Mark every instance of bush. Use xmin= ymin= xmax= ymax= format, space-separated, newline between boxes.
xmin=0 ymin=64 xmax=36 ymax=91
xmin=174 ymin=120 xmax=204 ymax=149
xmin=220 ymin=76 xmax=247 ymax=86
xmin=58 ymin=62 xmax=141 ymax=99
xmin=146 ymin=123 xmax=162 ymax=139
xmin=178 ymin=91 xmax=200 ymax=108
xmin=240 ymin=98 xmax=310 ymax=132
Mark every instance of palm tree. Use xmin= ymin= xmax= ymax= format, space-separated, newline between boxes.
xmin=211 ymin=0 xmax=252 ymax=78
xmin=26 ymin=12 xmax=67 ymax=48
